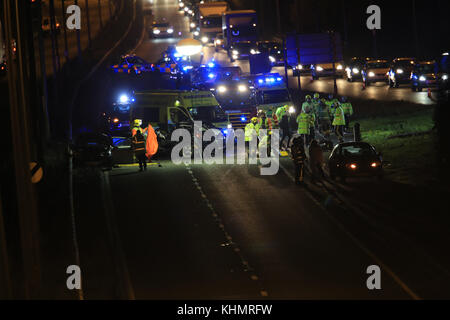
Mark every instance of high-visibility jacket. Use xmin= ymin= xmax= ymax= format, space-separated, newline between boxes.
xmin=145 ymin=124 xmax=159 ymax=159
xmin=132 ymin=126 xmax=147 ymax=137
xmin=332 ymin=106 xmax=346 ymax=126
xmin=245 ymin=123 xmax=257 ymax=142
xmin=296 ymin=112 xmax=311 ymax=134
xmin=132 ymin=136 xmax=146 ymax=156
xmin=258 ymin=134 xmax=270 ymax=150
xmin=317 ymin=104 xmax=331 ymax=121
xmin=341 ymin=102 xmax=354 ymax=116
xmin=275 ymin=107 xmax=287 ymax=122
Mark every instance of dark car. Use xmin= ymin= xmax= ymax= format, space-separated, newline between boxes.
xmin=230 ymin=41 xmax=259 ymax=62
xmin=72 ymin=132 xmax=115 ymax=170
xmin=328 ymin=142 xmax=384 ymax=182
xmin=411 ymin=60 xmax=438 ymax=92
xmin=345 ymin=57 xmax=370 ymax=82
xmin=257 ymin=41 xmax=284 ymax=66
xmin=388 ymin=57 xmax=416 ymax=88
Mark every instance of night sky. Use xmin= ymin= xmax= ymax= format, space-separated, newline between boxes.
xmin=231 ymin=0 xmax=450 ymax=60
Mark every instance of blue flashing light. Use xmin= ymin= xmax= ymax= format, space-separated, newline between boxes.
xmin=277 ymin=77 xmax=282 ymax=81
xmin=222 ymin=129 xmax=228 ymax=136
xmin=174 ymin=53 xmax=182 ymax=58
xmin=208 ymin=62 xmax=215 ymax=68
xmin=241 ymin=116 xmax=247 ymax=122
xmin=258 ymin=79 xmax=264 ymax=84
xmin=208 ymin=73 xmax=215 ymax=79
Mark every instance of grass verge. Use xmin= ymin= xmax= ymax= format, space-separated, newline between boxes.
xmin=358 ymin=109 xmax=438 ymax=186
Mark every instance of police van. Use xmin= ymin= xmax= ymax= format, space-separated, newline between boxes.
xmin=245 ymin=73 xmax=295 ymax=115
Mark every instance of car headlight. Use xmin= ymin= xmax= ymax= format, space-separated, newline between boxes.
xmin=371 ymin=162 xmax=380 ymax=168
xmin=167 ymin=28 xmax=174 ymax=34
xmin=227 ymin=124 xmax=232 ymax=129
xmin=153 ymin=29 xmax=160 ymax=34
xmin=368 ymin=72 xmax=375 ymax=77
xmin=269 ymin=56 xmax=276 ymax=63
xmin=217 ymin=85 xmax=227 ymax=93
xmin=442 ymin=74 xmax=448 ymax=80
xmin=396 ymin=69 xmax=404 ymax=74
xmin=419 ymin=76 xmax=426 ymax=81
xmin=352 ymin=68 xmax=359 ymax=74
xmin=238 ymin=85 xmax=248 ymax=92
xmin=194 ymin=31 xmax=200 ymax=36
xmin=316 ymin=66 xmax=324 ymax=71
xmin=190 ymin=22 xmax=196 ymax=28
xmin=298 ymin=64 xmax=303 ymax=70
xmin=215 ymin=39 xmax=222 ymax=45
xmin=232 ymin=50 xmax=239 ymax=55
xmin=250 ymin=49 xmax=260 ymax=55
xmin=201 ymin=37 xmax=209 ymax=43
xmin=337 ymin=64 xmax=343 ymax=70
xmin=288 ymin=106 xmax=295 ymax=114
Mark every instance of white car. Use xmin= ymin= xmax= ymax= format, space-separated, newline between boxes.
xmin=150 ymin=22 xmax=174 ymax=38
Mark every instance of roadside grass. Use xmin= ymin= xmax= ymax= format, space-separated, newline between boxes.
xmin=357 ymin=109 xmax=438 ymax=186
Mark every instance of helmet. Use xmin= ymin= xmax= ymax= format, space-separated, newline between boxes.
xmin=305 ymin=95 xmax=311 ymax=100
xmin=133 ymin=119 xmax=142 ymax=127
xmin=267 ymin=109 xmax=273 ymax=117
xmin=251 ymin=117 xmax=258 ymax=124
xmin=258 ymin=110 xmax=266 ymax=117
xmin=314 ymin=93 xmax=320 ymax=99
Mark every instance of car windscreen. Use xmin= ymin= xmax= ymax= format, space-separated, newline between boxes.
xmin=127 ymin=57 xmax=146 ymax=65
xmin=202 ymin=17 xmax=222 ymax=28
xmin=188 ymin=106 xmax=227 ymax=123
xmin=341 ymin=144 xmax=376 ymax=157
xmin=395 ymin=60 xmax=415 ymax=67
xmin=367 ymin=62 xmax=389 ymax=68
xmin=415 ymin=64 xmax=435 ymax=74
xmin=261 ymin=90 xmax=290 ymax=104
xmin=153 ymin=23 xmax=169 ymax=28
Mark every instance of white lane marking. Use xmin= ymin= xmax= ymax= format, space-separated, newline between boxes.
xmin=184 ymin=164 xmax=268 ymax=297
xmin=279 ymin=162 xmax=421 ymax=300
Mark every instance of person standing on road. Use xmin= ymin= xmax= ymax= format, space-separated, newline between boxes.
xmin=132 ymin=130 xmax=147 ymax=171
xmin=302 ymin=95 xmax=314 ymax=113
xmin=245 ymin=117 xmax=259 ymax=158
xmin=340 ymin=96 xmax=354 ymax=132
xmin=332 ymin=103 xmax=346 ymax=143
xmin=297 ymin=106 xmax=313 ymax=146
xmin=308 ymin=139 xmax=325 ymax=182
xmin=290 ymin=136 xmax=307 ymax=185
xmin=279 ymin=108 xmax=291 ymax=151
